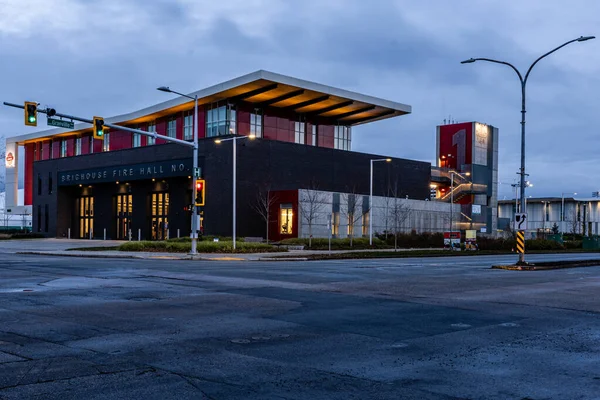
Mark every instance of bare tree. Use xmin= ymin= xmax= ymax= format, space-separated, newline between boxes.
xmin=387 ymin=182 xmax=412 ymax=250
xmin=299 ymin=188 xmax=328 ymax=248
xmin=568 ymin=207 xmax=580 ymax=235
xmin=251 ymin=185 xmax=278 ymax=243
xmin=340 ymin=192 xmax=367 ymax=247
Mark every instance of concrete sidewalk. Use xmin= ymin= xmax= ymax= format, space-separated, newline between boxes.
xmin=5 ymin=239 xmax=445 ymax=261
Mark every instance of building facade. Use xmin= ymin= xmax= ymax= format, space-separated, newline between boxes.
xmin=498 ymin=197 xmax=600 ymax=236
xmin=431 ymin=122 xmax=499 ymax=234
xmin=6 ymin=70 xmax=440 ymax=241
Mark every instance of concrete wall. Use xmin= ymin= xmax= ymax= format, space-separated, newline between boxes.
xmin=298 ymin=189 xmax=460 ymax=239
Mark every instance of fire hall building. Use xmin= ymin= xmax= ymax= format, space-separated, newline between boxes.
xmin=6 ymin=70 xmax=442 ymax=241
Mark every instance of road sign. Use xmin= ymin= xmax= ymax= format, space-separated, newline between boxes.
xmin=194 ymin=167 xmax=201 ymax=178
xmin=516 ymin=231 xmax=525 ymax=254
xmin=47 ymin=117 xmax=74 ymax=129
xmin=514 ymin=213 xmax=528 ymax=230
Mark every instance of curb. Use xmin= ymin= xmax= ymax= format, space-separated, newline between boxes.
xmin=491 ymin=260 xmax=600 ymax=271
xmin=257 ymin=257 xmax=309 ymax=262
xmin=17 ymin=251 xmax=145 ymax=259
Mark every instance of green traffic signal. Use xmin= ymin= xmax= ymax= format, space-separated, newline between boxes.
xmin=28 ymin=115 xmax=36 ymax=123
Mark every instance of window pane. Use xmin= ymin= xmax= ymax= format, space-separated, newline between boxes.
xmin=218 ymin=106 xmax=226 ymax=121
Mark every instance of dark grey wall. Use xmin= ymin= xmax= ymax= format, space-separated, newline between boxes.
xmin=33 ymin=138 xmax=431 ymax=239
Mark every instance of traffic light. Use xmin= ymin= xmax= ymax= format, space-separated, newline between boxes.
xmin=24 ymin=101 xmax=37 ymax=127
xmin=194 ymin=179 xmax=205 ymax=206
xmin=93 ymin=116 xmax=105 ymax=140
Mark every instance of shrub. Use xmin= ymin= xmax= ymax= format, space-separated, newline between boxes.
xmin=279 ymin=237 xmax=389 ymax=250
xmin=476 ymin=237 xmax=515 ymax=251
xmin=119 ymin=240 xmax=279 ymax=253
xmin=376 ymin=231 xmax=444 ymax=248
xmin=526 ymin=238 xmax=564 ymax=251
xmin=564 ymin=240 xmax=582 ymax=249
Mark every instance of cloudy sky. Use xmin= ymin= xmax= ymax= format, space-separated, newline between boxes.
xmin=1 ymin=0 xmax=599 ymax=199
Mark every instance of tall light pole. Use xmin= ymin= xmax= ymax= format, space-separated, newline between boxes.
xmin=369 ymin=158 xmax=391 ymax=245
xmin=562 ymin=192 xmax=577 ymax=234
xmin=215 ymin=135 xmax=255 ymax=250
xmin=461 ymin=36 xmax=594 ymax=263
xmin=157 ymin=86 xmax=199 ymax=254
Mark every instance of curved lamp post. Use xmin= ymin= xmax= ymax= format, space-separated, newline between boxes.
xmin=461 ymin=36 xmax=595 ymax=263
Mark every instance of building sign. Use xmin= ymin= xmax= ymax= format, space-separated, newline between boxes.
xmin=58 ymin=159 xmax=194 ymax=186
xmin=5 ymin=152 xmax=14 ymax=168
xmin=472 ymin=204 xmax=482 ymax=214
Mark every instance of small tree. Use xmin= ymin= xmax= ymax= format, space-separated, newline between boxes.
xmin=299 ymin=188 xmax=328 ymax=248
xmin=340 ymin=192 xmax=366 ymax=247
xmin=251 ymin=185 xmax=278 ymax=243
xmin=568 ymin=208 xmax=580 ymax=235
xmin=390 ymin=197 xmax=412 ymax=251
xmin=551 ymin=223 xmax=559 ymax=235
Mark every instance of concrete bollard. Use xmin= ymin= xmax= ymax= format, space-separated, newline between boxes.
xmin=166 ymin=229 xmax=170 ymax=240
xmin=103 ymin=229 xmax=106 ymax=241
xmin=128 ymin=229 xmax=132 ymax=241
xmin=68 ymin=228 xmax=71 ymax=239
xmin=138 ymin=229 xmax=141 ymax=241
xmin=177 ymin=229 xmax=180 ymax=238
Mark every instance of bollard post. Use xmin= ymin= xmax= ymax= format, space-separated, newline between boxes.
xmin=166 ymin=229 xmax=170 ymax=240
xmin=138 ymin=229 xmax=141 ymax=241
xmin=177 ymin=229 xmax=180 ymax=238
xmin=103 ymin=229 xmax=106 ymax=241
xmin=128 ymin=229 xmax=132 ymax=241
xmin=68 ymin=228 xmax=71 ymax=239
xmin=89 ymin=229 xmax=92 ymax=240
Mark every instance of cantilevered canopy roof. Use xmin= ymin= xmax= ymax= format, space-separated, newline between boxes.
xmin=11 ymin=70 xmax=411 ymax=144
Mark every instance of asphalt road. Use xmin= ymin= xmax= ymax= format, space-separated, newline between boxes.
xmin=1 ymin=252 xmax=600 ymax=399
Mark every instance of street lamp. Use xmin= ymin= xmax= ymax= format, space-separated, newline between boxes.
xmin=461 ymin=36 xmax=595 ymax=263
xmin=157 ymin=86 xmax=199 ymax=255
xmin=561 ymin=192 xmax=577 ymax=234
xmin=449 ymin=171 xmax=470 ymax=239
xmin=369 ymin=158 xmax=391 ymax=245
xmin=215 ymin=135 xmax=256 ymax=250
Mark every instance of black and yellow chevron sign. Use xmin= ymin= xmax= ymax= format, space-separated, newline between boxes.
xmin=516 ymin=231 xmax=525 ymax=254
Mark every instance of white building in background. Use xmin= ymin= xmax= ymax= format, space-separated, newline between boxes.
xmin=296 ymin=189 xmax=459 ymax=239
xmin=0 ymin=190 xmax=32 ymax=229
xmin=498 ymin=197 xmax=600 ymax=236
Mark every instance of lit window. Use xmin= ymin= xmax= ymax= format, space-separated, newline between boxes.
xmin=334 ymin=125 xmax=351 ymax=151
xmin=294 ymin=121 xmax=305 ymax=144
xmin=60 ymin=140 xmax=67 ymax=157
xmin=133 ymin=133 xmax=141 ymax=148
xmin=147 ymin=123 xmax=156 ymax=145
xmin=206 ymin=105 xmax=236 ymax=137
xmin=103 ymin=133 xmax=110 ymax=152
xmin=362 ymin=211 xmax=369 ymax=236
xmin=184 ymin=112 xmax=193 ymax=141
xmin=311 ymin=125 xmax=317 ymax=146
xmin=167 ymin=118 xmax=177 ymax=138
xmin=250 ymin=112 xmax=262 ymax=138
xmin=332 ymin=212 xmax=340 ymax=236
xmin=280 ymin=204 xmax=293 ymax=235
xmin=75 ymin=137 xmax=81 ymax=156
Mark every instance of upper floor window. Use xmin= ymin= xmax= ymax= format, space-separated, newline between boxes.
xmin=133 ymin=132 xmax=141 ymax=148
xmin=60 ymin=140 xmax=67 ymax=157
xmin=167 ymin=118 xmax=177 ymax=138
xmin=75 ymin=137 xmax=82 ymax=156
xmin=103 ymin=133 xmax=110 ymax=152
xmin=147 ymin=123 xmax=156 ymax=145
xmin=206 ymin=105 xmax=236 ymax=137
xmin=184 ymin=112 xmax=193 ymax=141
xmin=311 ymin=125 xmax=317 ymax=146
xmin=334 ymin=125 xmax=351 ymax=151
xmin=250 ymin=112 xmax=262 ymax=138
xmin=294 ymin=121 xmax=305 ymax=144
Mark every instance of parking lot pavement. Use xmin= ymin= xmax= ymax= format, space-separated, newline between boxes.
xmin=1 ymin=253 xmax=600 ymax=399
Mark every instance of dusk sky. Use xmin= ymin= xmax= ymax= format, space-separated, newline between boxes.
xmin=1 ymin=0 xmax=598 ymax=200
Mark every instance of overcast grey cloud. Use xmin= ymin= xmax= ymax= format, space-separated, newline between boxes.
xmin=1 ymin=0 xmax=599 ymax=199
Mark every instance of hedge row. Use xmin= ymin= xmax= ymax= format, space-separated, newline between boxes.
xmin=280 ymin=237 xmax=389 ymax=250
xmin=118 ymin=240 xmax=280 ymax=253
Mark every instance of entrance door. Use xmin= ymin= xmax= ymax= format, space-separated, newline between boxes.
xmin=115 ymin=194 xmax=133 ymax=240
xmin=77 ymin=196 xmax=94 ymax=239
xmin=150 ymin=192 xmax=169 ymax=240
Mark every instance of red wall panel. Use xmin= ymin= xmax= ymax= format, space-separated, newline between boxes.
xmin=41 ymin=141 xmax=50 ymax=160
xmin=263 ymin=126 xmax=277 ymax=140
xmin=176 ymin=115 xmax=183 ymax=140
xmin=93 ymin=138 xmax=103 ymax=153
xmin=438 ymin=122 xmax=473 ymax=169
xmin=197 ymin=110 xmax=206 ymax=139
xmin=24 ymin=143 xmax=34 ymax=205
xmin=264 ymin=115 xmax=277 ymax=128
xmin=155 ymin=120 xmax=167 ymax=145
xmin=66 ymin=138 xmax=75 ymax=157
xmin=52 ymin=140 xmax=60 ymax=159
xmin=81 ymin=135 xmax=90 ymax=155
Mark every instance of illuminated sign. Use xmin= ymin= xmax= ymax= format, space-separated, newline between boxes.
xmin=5 ymin=152 xmax=14 ymax=168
